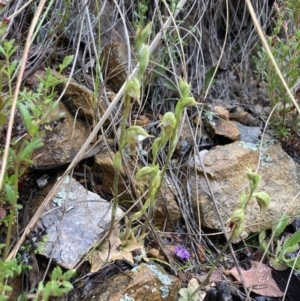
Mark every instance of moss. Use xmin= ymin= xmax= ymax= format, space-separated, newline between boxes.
xmin=148 ymin=264 xmax=173 ymax=286
xmin=160 ymin=286 xmax=169 ymax=299
xmin=239 ymin=141 xmax=259 ymax=151
xmin=119 ymin=294 xmax=135 ymax=301
xmin=36 ymin=234 xmax=50 ymax=253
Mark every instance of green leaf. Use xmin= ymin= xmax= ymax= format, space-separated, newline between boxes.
xmin=51 ymin=267 xmax=62 ymax=280
xmin=18 ymin=102 xmax=32 ymax=129
xmin=0 ymin=112 xmax=6 ymax=126
xmin=203 ymin=66 xmax=218 ymax=92
xmin=161 ymin=78 xmax=178 ymax=92
xmin=7 ymin=60 xmax=17 ymax=76
xmin=19 ymin=139 xmax=43 ymax=161
xmin=3 ymin=285 xmax=12 ymax=292
xmin=59 ymin=55 xmax=74 ymax=73
xmin=270 ymin=257 xmax=287 ymax=270
xmin=282 ymin=230 xmax=300 ymax=256
xmin=62 ymin=280 xmax=73 ymax=289
xmin=272 ymin=213 xmax=289 ymax=237
xmin=178 ymin=287 xmax=198 ymax=301
xmin=136 ymin=165 xmax=158 ymax=179
xmin=63 ymin=269 xmax=76 ymax=280
xmin=258 ymin=230 xmax=268 ymax=251
xmin=5 ymin=184 xmax=15 ymax=203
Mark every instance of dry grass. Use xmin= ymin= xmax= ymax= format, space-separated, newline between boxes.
xmin=4 ymin=0 xmax=293 ymax=297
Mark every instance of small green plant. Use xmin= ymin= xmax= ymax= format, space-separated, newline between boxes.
xmin=254 ymin=0 xmax=300 ymax=140
xmin=103 ymin=21 xmax=198 ymax=255
xmin=18 ymin=267 xmax=75 ymax=301
xmin=0 ymin=22 xmax=74 ymax=297
xmin=189 ymin=168 xmax=270 ymax=298
xmin=259 ymin=213 xmax=300 ymax=270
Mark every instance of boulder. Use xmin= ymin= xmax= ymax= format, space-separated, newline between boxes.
xmin=80 ymin=263 xmax=181 ymax=301
xmin=187 ymin=141 xmax=300 ymax=240
xmin=32 ymin=176 xmax=123 ymax=269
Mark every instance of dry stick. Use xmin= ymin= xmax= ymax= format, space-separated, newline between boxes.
xmin=245 ymin=0 xmax=300 ymax=115
xmin=6 ymin=0 xmax=188 ymax=261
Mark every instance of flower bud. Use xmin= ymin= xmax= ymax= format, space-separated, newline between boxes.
xmin=125 ymin=78 xmax=141 ymax=103
xmin=246 ymin=168 xmax=260 ymax=192
xmin=179 ymin=78 xmax=191 ymax=99
xmin=136 ymin=23 xmax=152 ymax=52
xmin=113 ymin=151 xmax=122 ymax=170
xmin=138 ymin=45 xmax=149 ymax=79
xmin=121 ymin=126 xmax=153 ymax=150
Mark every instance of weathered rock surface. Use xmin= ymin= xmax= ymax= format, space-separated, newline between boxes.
xmin=33 ymin=176 xmax=123 ymax=269
xmin=89 ymin=0 xmax=131 ymax=46
xmin=205 ymin=106 xmax=240 ymax=142
xmin=204 ymin=105 xmax=261 ymax=144
xmin=232 ymin=121 xmax=261 ymax=144
xmin=101 ymin=41 xmax=136 ymax=92
xmin=32 ymin=101 xmax=89 ymax=168
xmin=80 ymin=263 xmax=181 ymax=301
xmin=187 ymin=141 xmax=300 ymax=240
xmin=92 ymin=149 xmax=181 ymax=230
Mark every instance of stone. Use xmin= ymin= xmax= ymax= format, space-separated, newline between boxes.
xmin=101 ymin=42 xmax=136 ymax=93
xmin=80 ymin=263 xmax=181 ymax=301
xmin=89 ymin=0 xmax=132 ymax=47
xmin=92 ymin=150 xmax=181 ymax=230
xmin=205 ymin=106 xmax=240 ymax=142
xmin=187 ymin=141 xmax=300 ymax=240
xmin=212 ymin=106 xmax=229 ymax=120
xmin=209 ymin=119 xmax=240 ymax=141
xmin=232 ymin=121 xmax=261 ymax=144
xmin=32 ymin=176 xmax=124 ymax=269
xmin=32 ymin=101 xmax=89 ymax=168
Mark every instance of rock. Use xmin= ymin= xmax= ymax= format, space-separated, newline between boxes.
xmin=92 ymin=150 xmax=181 ymax=230
xmin=101 ymin=42 xmax=136 ymax=92
xmin=32 ymin=101 xmax=89 ymax=168
xmin=232 ymin=121 xmax=261 ymax=144
xmin=187 ymin=141 xmax=300 ymax=240
xmin=209 ymin=119 xmax=240 ymax=142
xmin=32 ymin=175 xmax=123 ymax=269
xmin=89 ymin=0 xmax=132 ymax=47
xmin=80 ymin=263 xmax=181 ymax=301
xmin=58 ymin=76 xmax=108 ymax=125
xmin=205 ymin=106 xmax=240 ymax=142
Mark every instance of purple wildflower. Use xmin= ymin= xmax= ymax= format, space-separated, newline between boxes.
xmin=174 ymin=245 xmax=190 ymax=260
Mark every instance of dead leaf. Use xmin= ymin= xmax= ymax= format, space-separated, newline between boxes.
xmin=0 ymin=207 xmax=6 ymax=219
xmin=229 ymin=260 xmax=283 ymax=297
xmin=89 ymin=227 xmax=147 ymax=272
xmin=195 ymin=243 xmax=206 ymax=263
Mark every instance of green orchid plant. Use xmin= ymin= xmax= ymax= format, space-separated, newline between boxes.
xmin=104 ymin=22 xmax=199 ymax=256
xmin=259 ymin=213 xmax=300 ymax=270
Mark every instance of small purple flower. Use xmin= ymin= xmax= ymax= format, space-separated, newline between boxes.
xmin=174 ymin=245 xmax=190 ymax=260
